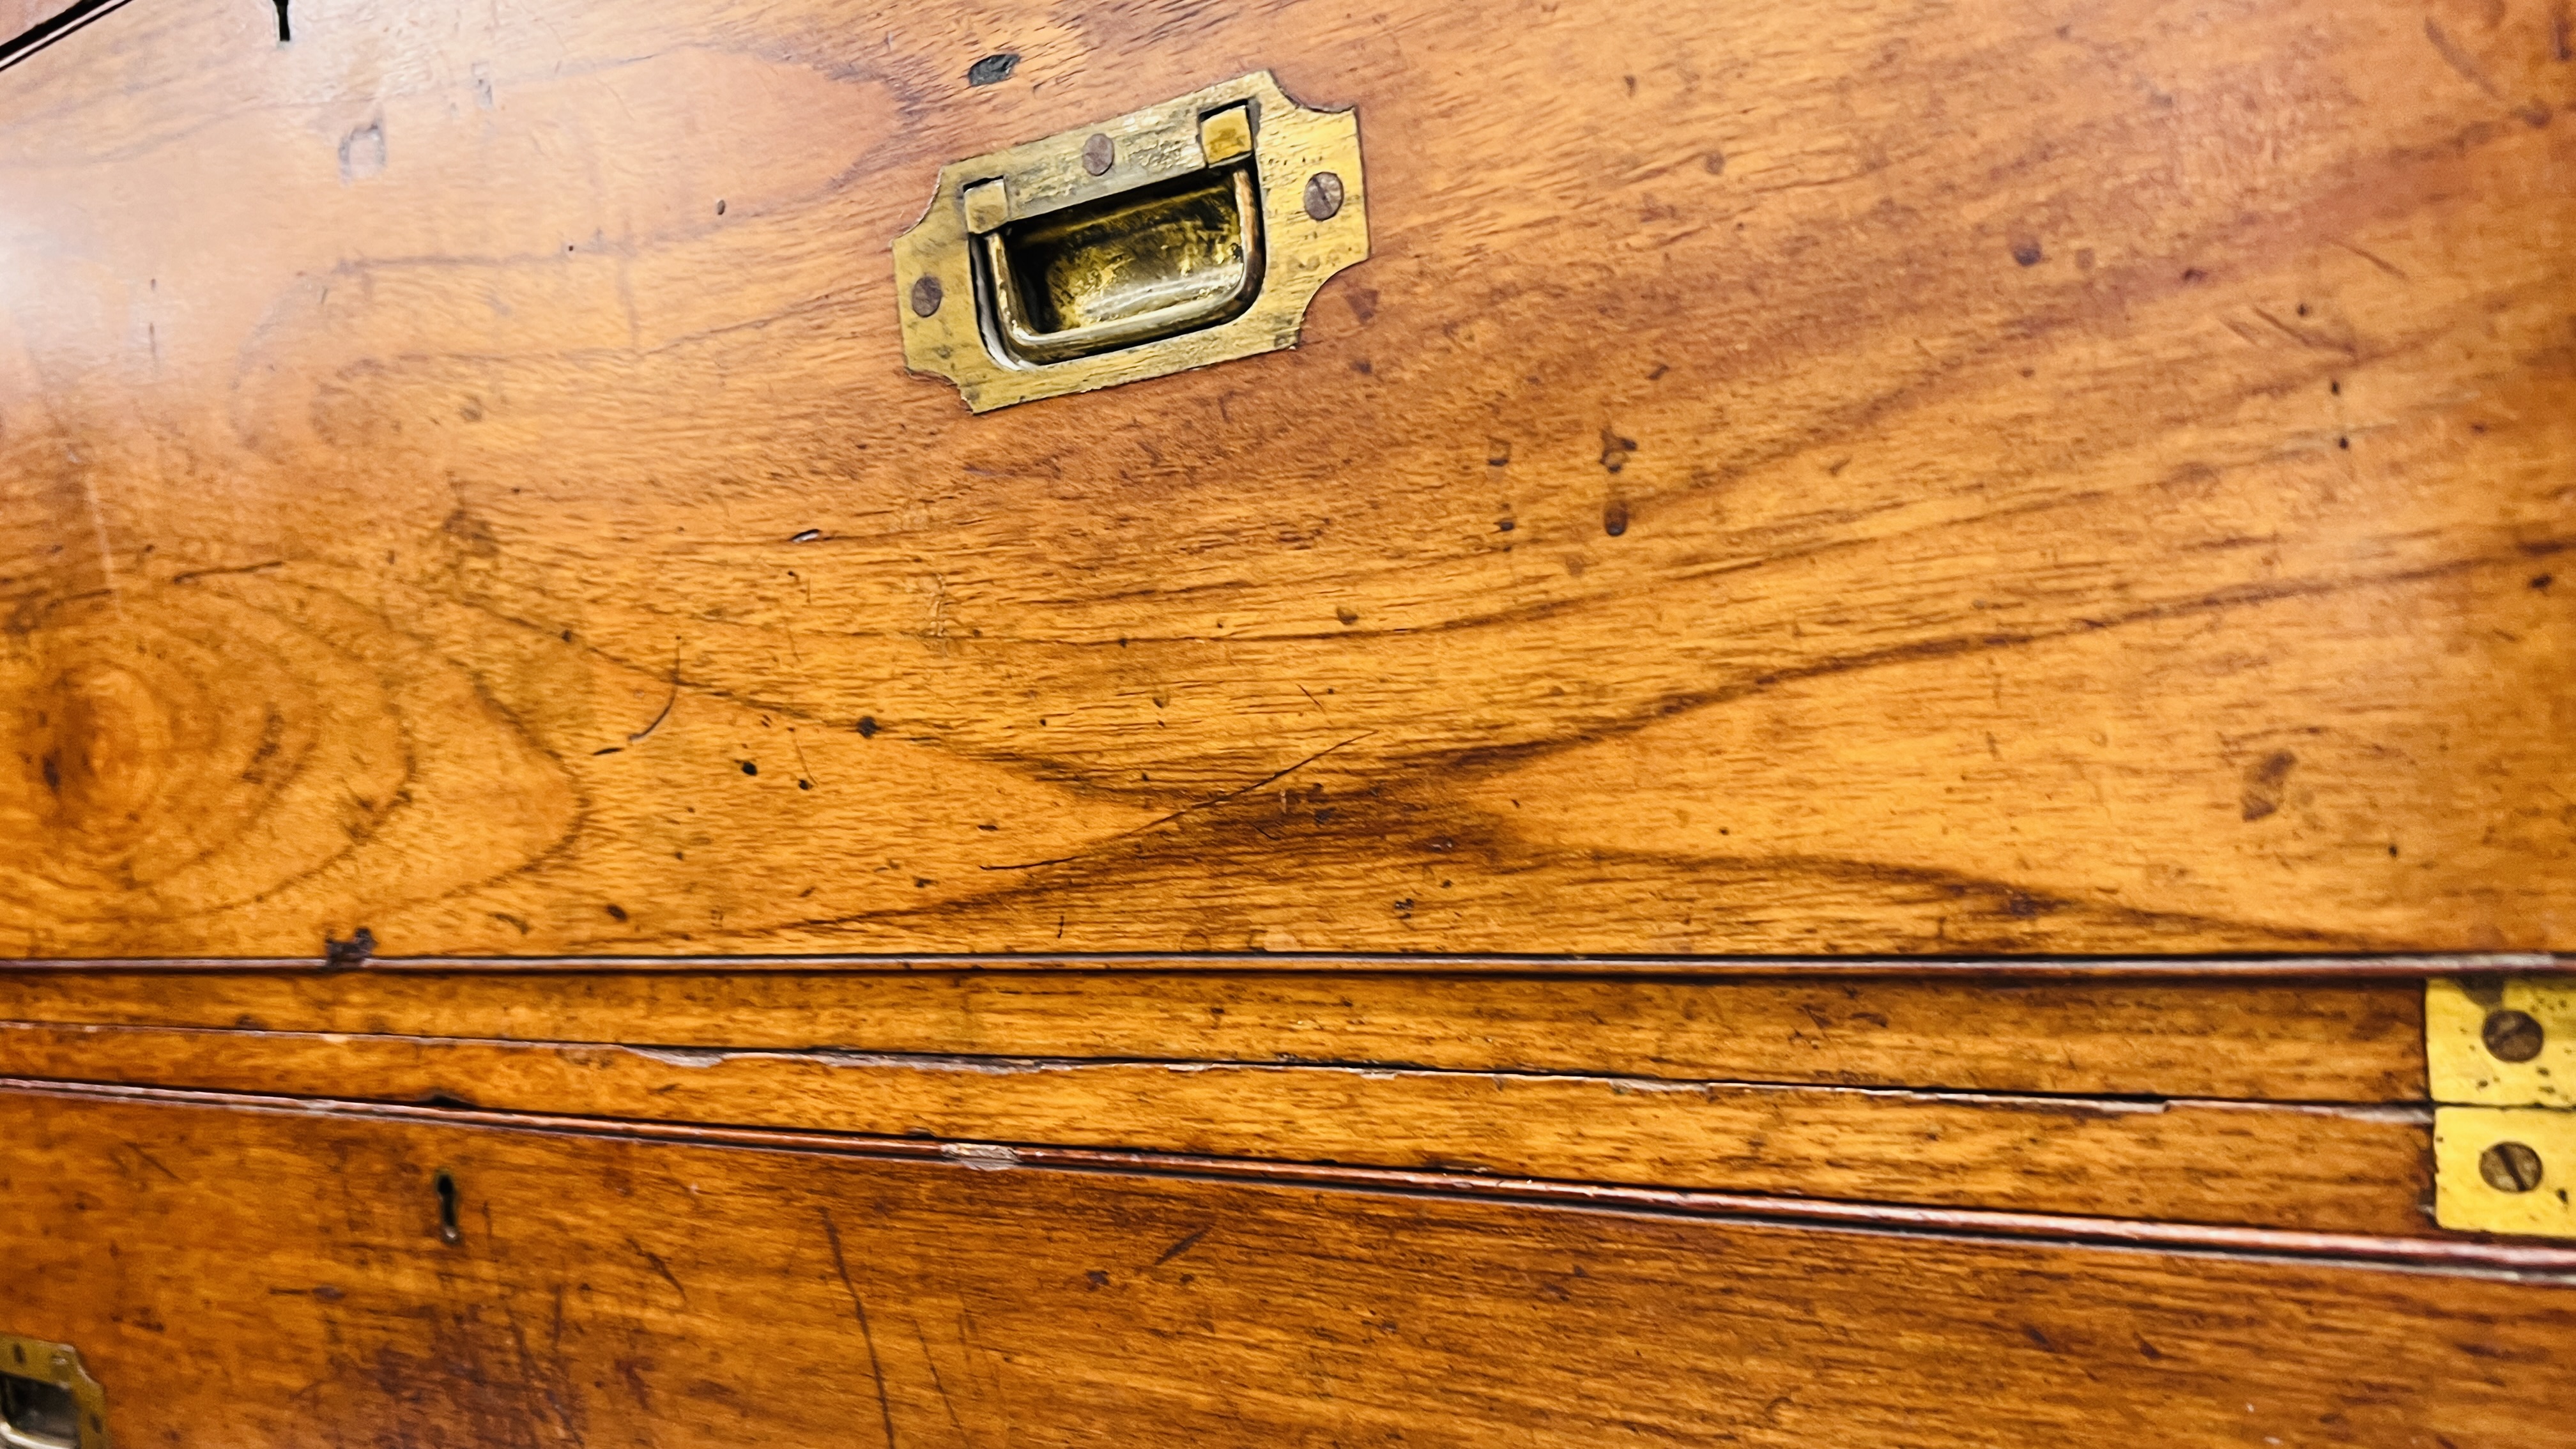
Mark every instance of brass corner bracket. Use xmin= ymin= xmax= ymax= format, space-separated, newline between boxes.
xmin=893 ymin=70 xmax=1368 ymax=412
xmin=0 ymin=1334 xmax=110 ymax=1449
xmin=2427 ymin=976 xmax=2575 ymax=1238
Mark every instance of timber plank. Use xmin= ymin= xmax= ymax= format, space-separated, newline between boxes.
xmin=0 ymin=1018 xmax=2435 ymax=1233
xmin=0 ymin=0 xmax=2566 ymax=956
xmin=0 ymin=969 xmax=2430 ymax=1098
xmin=1 ymin=1087 xmax=2568 ymax=1446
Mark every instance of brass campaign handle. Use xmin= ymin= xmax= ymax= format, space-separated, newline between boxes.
xmin=0 ymin=1418 xmax=72 ymax=1449
xmin=0 ymin=1336 xmax=107 ymax=1449
xmin=893 ymin=71 xmax=1367 ymax=411
xmin=980 ymin=165 xmax=1264 ymax=364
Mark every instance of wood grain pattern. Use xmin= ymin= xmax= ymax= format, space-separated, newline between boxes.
xmin=0 ymin=968 xmax=2430 ymax=1098
xmin=0 ymin=1 xmax=66 ymax=39
xmin=0 ymin=1016 xmax=2437 ymax=1232
xmin=4 ymin=1085 xmax=2568 ymax=1446
xmin=2 ymin=0 xmax=2570 ymax=956
xmin=33 ymin=1076 xmax=2561 ymax=1268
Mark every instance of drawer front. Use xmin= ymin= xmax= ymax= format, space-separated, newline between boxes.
xmin=0 ymin=966 xmax=2471 ymax=1239
xmin=6 ymin=1084 xmax=2573 ymax=1448
xmin=1 ymin=0 xmax=2568 ymax=959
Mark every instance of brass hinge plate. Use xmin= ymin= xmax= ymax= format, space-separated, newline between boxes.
xmin=2428 ymin=977 xmax=2575 ymax=1238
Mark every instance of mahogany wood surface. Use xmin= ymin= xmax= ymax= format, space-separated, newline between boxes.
xmin=2 ymin=0 xmax=2569 ymax=958
xmin=0 ymin=1 xmax=62 ymax=39
xmin=33 ymin=1076 xmax=2567 ymax=1268
xmin=0 ymin=969 xmax=2453 ymax=1235
xmin=0 ymin=1016 xmax=2437 ymax=1232
xmin=0 ymin=968 xmax=2430 ymax=1096
xmin=10 ymin=1085 xmax=2573 ymax=1447
xmin=4 ymin=3 xmax=2572 ymax=1437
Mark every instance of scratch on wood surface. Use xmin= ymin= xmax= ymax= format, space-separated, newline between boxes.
xmin=910 ymin=1317 xmax=965 ymax=1436
xmin=625 ymin=1235 xmax=689 ymax=1306
xmin=71 ymin=452 xmax=124 ymax=618
xmin=121 ymin=1140 xmax=181 ymax=1180
xmin=167 ymin=558 xmax=284 ymax=585
xmin=822 ymin=1208 xmax=900 ymax=1448
xmin=2329 ymin=240 xmax=2408 ymax=280
xmin=2423 ymin=19 xmax=2504 ymax=98
xmin=498 ymin=1298 xmax=585 ymax=1443
xmin=1152 ymin=1223 xmax=1212 ymax=1266
xmin=625 ymin=640 xmax=682 ymax=745
xmin=2248 ymin=307 xmax=2356 ymax=356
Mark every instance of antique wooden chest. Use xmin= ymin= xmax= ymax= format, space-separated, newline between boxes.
xmin=1 ymin=0 xmax=2572 ymax=1442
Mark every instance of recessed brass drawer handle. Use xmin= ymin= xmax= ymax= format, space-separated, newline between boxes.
xmin=0 ymin=1337 xmax=107 ymax=1449
xmin=977 ymin=157 xmax=1265 ymax=365
xmin=895 ymin=70 xmax=1367 ymax=411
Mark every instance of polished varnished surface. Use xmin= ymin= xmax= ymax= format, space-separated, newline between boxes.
xmin=0 ymin=969 xmax=2449 ymax=1234
xmin=7 ymin=6 xmax=2573 ymax=1441
xmin=0 ymin=0 xmax=2566 ymax=957
xmin=0 ymin=968 xmax=2480 ymax=1235
xmin=0 ymin=969 xmax=2431 ymax=1097
xmin=0 ymin=1020 xmax=2439 ymax=1232
xmin=1 ymin=1 xmax=64 ymax=40
xmin=7 ymin=1085 xmax=2571 ymax=1447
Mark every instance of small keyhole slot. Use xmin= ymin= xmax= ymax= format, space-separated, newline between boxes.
xmin=272 ymin=0 xmax=290 ymax=43
xmin=433 ymin=1169 xmax=461 ymax=1245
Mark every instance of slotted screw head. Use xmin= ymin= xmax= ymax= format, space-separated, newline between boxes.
xmin=2479 ymin=1140 xmax=2545 ymax=1193
xmin=2483 ymin=1008 xmax=2545 ymax=1063
xmin=1304 ymin=171 xmax=1346 ymax=221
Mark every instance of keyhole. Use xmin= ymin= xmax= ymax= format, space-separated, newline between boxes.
xmin=433 ymin=1168 xmax=461 ymax=1244
xmin=272 ymin=0 xmax=290 ymax=43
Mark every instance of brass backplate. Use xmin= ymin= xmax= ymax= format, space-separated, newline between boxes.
xmin=0 ymin=1334 xmax=110 ymax=1449
xmin=2425 ymin=975 xmax=2573 ymax=1107
xmin=2434 ymin=1105 xmax=2576 ymax=1238
xmin=2427 ymin=977 xmax=2575 ymax=1238
xmin=893 ymin=71 xmax=1367 ymax=411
